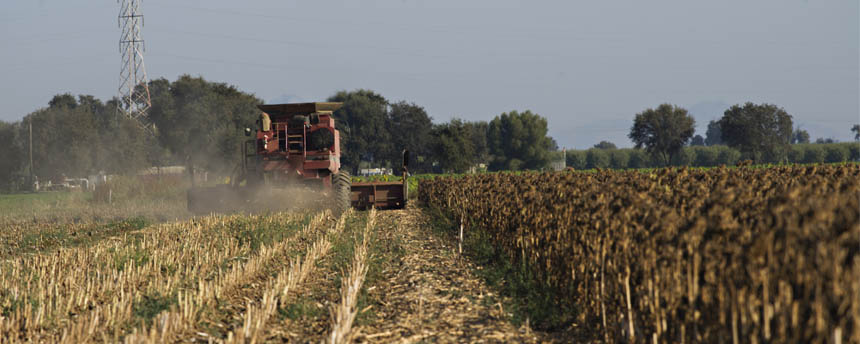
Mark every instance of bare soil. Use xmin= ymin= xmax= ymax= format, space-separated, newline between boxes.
xmin=353 ymin=207 xmax=555 ymax=343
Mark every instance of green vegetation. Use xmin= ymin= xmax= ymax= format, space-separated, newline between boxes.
xmin=2 ymin=78 xmax=857 ymax=192
xmin=0 ymin=76 xmax=259 ymax=193
xmin=487 ymin=110 xmax=555 ymax=171
xmin=718 ymin=102 xmax=793 ymax=162
xmin=278 ymin=296 xmax=325 ymax=321
xmin=431 ymin=119 xmax=479 ymax=173
xmin=629 ymin=103 xmax=696 ymax=166
xmin=0 ymin=191 xmax=83 ymax=212
xmin=565 ymin=143 xmax=858 ymax=169
xmin=133 ymin=292 xmax=177 ymax=328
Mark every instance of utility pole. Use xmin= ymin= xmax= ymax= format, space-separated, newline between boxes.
xmin=28 ymin=118 xmax=34 ymax=191
xmin=563 ymin=147 xmax=566 ymax=168
xmin=117 ymin=0 xmax=154 ymax=133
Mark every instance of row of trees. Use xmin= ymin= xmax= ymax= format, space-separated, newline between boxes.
xmin=0 ymin=76 xmax=262 ymax=192
xmin=0 ymin=77 xmax=559 ymax=191
xmin=628 ymin=102 xmax=858 ymax=165
xmin=1 ymin=74 xmax=856 ymax=192
xmin=324 ymin=89 xmax=557 ymax=174
xmin=565 ymin=142 xmax=859 ymax=170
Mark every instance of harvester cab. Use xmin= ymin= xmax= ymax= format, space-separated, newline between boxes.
xmin=187 ymin=102 xmax=408 ymax=215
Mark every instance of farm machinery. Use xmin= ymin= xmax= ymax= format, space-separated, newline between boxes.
xmin=186 ymin=102 xmax=408 ymax=215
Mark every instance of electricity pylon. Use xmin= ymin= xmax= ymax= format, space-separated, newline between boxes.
xmin=117 ymin=0 xmax=154 ymax=133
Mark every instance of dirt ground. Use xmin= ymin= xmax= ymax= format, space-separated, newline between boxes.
xmin=351 ymin=207 xmax=555 ymax=343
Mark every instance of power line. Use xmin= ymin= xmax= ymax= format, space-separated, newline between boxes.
xmin=150 ymin=52 xmax=286 ymax=70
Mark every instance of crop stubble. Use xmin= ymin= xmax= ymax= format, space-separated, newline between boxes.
xmin=0 ymin=211 xmax=330 ymax=343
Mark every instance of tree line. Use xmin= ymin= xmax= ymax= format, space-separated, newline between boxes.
xmin=564 ymin=142 xmax=859 ymax=170
xmin=325 ymin=90 xmax=556 ymax=174
xmin=0 ymin=76 xmax=264 ymax=192
xmin=1 ymin=75 xmax=857 ymax=192
xmin=0 ymin=76 xmax=557 ymax=192
xmin=622 ymin=102 xmax=859 ymax=167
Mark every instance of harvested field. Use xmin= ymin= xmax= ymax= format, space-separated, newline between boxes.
xmin=353 ymin=207 xmax=548 ymax=343
xmin=0 ymin=202 xmax=546 ymax=343
xmin=1 ymin=164 xmax=855 ymax=343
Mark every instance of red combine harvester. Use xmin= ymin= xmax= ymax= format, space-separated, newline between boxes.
xmin=187 ymin=102 xmax=408 ymax=214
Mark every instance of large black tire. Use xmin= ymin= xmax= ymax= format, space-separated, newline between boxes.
xmin=331 ymin=170 xmax=352 ymax=216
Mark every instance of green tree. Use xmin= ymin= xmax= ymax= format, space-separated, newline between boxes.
xmin=715 ymin=146 xmax=742 ymax=165
xmin=824 ymin=144 xmax=850 ymax=163
xmin=718 ymin=102 xmax=793 ymax=163
xmin=430 ymin=119 xmax=475 ymax=173
xmin=565 ymin=150 xmax=587 ymax=169
xmin=705 ymin=120 xmax=723 ymax=146
xmin=852 ymin=124 xmax=860 ymax=141
xmin=81 ymin=95 xmax=150 ymax=175
xmin=608 ymin=149 xmax=629 ymax=169
xmin=593 ymin=141 xmax=617 ymax=149
xmin=48 ymin=93 xmax=78 ymax=109
xmin=792 ymin=128 xmax=810 ymax=144
xmin=148 ymin=76 xmax=260 ymax=178
xmin=328 ymin=90 xmax=390 ymax=172
xmin=0 ymin=121 xmax=24 ymax=191
xmin=690 ymin=135 xmax=705 ymax=146
xmin=847 ymin=142 xmax=860 ymax=161
xmin=802 ymin=145 xmax=826 ymax=163
xmin=463 ymin=121 xmax=490 ymax=165
xmin=692 ymin=146 xmax=719 ymax=166
xmin=628 ymin=104 xmax=696 ymax=166
xmin=1 ymin=77 xmax=264 ymax=192
xmin=487 ymin=110 xmax=553 ymax=171
xmin=627 ymin=149 xmax=651 ymax=168
xmin=8 ymin=94 xmax=156 ymax=185
xmin=386 ymin=101 xmax=433 ymax=172
xmin=586 ymin=149 xmax=610 ymax=169
xmin=670 ymin=147 xmax=696 ymax=166
xmin=22 ymin=95 xmax=100 ymax=181
xmin=787 ymin=144 xmax=805 ymax=163
xmin=815 ymin=137 xmax=836 ymax=144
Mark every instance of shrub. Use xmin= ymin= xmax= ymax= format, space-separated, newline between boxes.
xmin=787 ymin=145 xmax=805 ymax=164
xmin=565 ymin=150 xmax=587 ymax=170
xmin=802 ymin=145 xmax=826 ymax=164
xmin=586 ymin=149 xmax=610 ymax=169
xmin=715 ymin=146 xmax=741 ymax=166
xmin=846 ymin=142 xmax=860 ymax=162
xmin=627 ymin=149 xmax=651 ymax=169
xmin=608 ymin=150 xmax=630 ymax=169
xmin=693 ymin=146 xmax=719 ymax=167
xmin=824 ymin=144 xmax=850 ymax=163
xmin=670 ymin=147 xmax=696 ymax=166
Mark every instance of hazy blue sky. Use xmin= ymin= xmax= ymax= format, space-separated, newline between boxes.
xmin=1 ymin=0 xmax=857 ymax=148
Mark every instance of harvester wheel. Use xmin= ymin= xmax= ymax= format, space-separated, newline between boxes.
xmin=332 ymin=170 xmax=352 ymax=216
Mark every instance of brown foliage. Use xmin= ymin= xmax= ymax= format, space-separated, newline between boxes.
xmin=419 ymin=165 xmax=860 ymax=343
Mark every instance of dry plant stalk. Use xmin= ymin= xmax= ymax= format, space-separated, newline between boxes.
xmin=419 ymin=165 xmax=860 ymax=342
xmin=124 ymin=211 xmax=331 ymax=344
xmin=0 ymin=210 xmax=311 ymax=343
xmin=328 ymin=208 xmax=376 ymax=344
xmin=225 ymin=210 xmax=351 ymax=344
